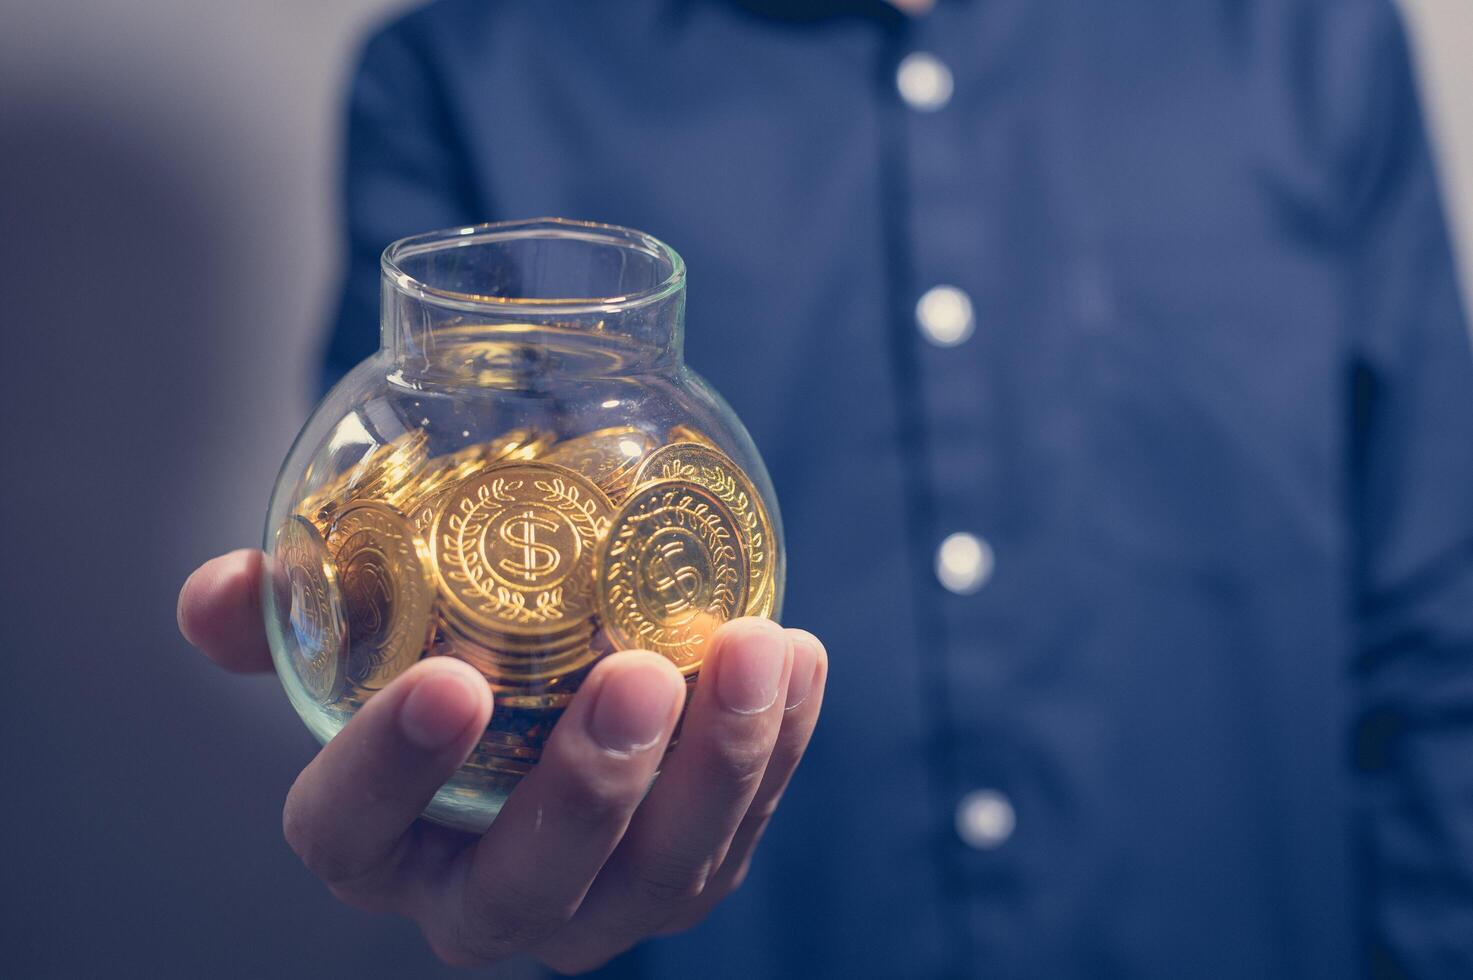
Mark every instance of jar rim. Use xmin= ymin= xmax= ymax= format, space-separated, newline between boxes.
xmin=381 ymin=217 xmax=687 ymax=317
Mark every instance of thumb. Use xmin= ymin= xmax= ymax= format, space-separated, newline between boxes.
xmin=177 ymin=549 xmax=275 ymax=673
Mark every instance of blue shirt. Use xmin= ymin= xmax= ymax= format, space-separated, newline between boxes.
xmin=323 ymin=2 xmax=1473 ymax=976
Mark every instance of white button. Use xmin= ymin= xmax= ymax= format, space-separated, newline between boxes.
xmin=956 ymin=789 xmax=1016 ymax=849
xmin=915 ymin=285 xmax=974 ymax=346
xmin=935 ymin=532 xmax=993 ymax=594
xmin=896 ymin=53 xmax=953 ymax=112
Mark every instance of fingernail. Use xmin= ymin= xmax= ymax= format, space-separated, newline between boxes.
xmin=399 ymin=669 xmax=483 ymax=751
xmin=590 ymin=656 xmax=680 ymax=754
xmin=784 ymin=631 xmax=820 ymax=710
xmin=176 ymin=569 xmax=197 ymax=639
xmin=716 ymin=621 xmax=789 ymax=715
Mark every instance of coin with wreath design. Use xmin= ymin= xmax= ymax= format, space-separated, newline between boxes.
xmin=596 ymin=480 xmax=748 ymax=672
xmin=327 ymin=501 xmax=437 ymax=691
xmin=633 ymin=442 xmax=774 ymax=617
xmin=430 ymin=462 xmax=614 ymax=638
xmin=274 ymin=516 xmax=347 ymax=703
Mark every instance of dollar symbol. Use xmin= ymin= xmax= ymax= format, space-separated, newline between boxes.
xmin=652 ymin=539 xmax=703 ymax=614
xmin=343 ymin=550 xmax=391 ymax=646
xmin=498 ymin=508 xmax=561 ymax=582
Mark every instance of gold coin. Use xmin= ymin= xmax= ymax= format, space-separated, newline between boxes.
xmin=351 ymin=430 xmax=430 ymax=500
xmin=595 ymin=480 xmax=749 ymax=673
xmin=484 ymin=427 xmax=556 ymax=463
xmin=297 ymin=430 xmax=429 ymax=523
xmin=633 ymin=442 xmax=775 ymax=617
xmin=430 ymin=462 xmax=614 ymax=640
xmin=439 ymin=608 xmax=593 ymax=659
xmin=438 ymin=622 xmax=599 ymax=687
xmin=273 ymin=516 xmax=347 ymax=703
xmin=667 ymin=423 xmax=721 ymax=448
xmin=298 ymin=473 xmax=354 ymax=530
xmin=439 ymin=602 xmax=591 ymax=650
xmin=466 ymin=750 xmax=535 ymax=777
xmin=408 ymin=484 xmax=456 ymax=538
xmin=496 ymin=691 xmax=576 ymax=710
xmin=298 ymin=493 xmax=343 ymax=533
xmin=543 ymin=426 xmax=657 ymax=493
xmin=393 ymin=452 xmax=475 ymax=511
xmin=327 ymin=686 xmax=370 ymax=716
xmin=326 ymin=502 xmax=436 ymax=691
xmin=476 ymin=742 xmax=543 ymax=762
xmin=401 ymin=429 xmax=556 ymax=515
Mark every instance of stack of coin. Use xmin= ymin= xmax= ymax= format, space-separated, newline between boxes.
xmin=274 ymin=423 xmax=777 ymax=778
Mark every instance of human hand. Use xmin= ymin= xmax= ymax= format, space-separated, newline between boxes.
xmin=177 ymin=549 xmax=827 ymax=972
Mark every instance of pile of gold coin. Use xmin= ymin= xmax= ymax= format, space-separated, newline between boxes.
xmin=273 ymin=424 xmax=776 ymax=776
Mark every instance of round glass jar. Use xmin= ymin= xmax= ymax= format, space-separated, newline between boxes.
xmin=262 ymin=219 xmax=784 ymax=832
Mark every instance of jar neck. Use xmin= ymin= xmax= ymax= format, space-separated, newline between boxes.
xmin=380 ymin=219 xmax=686 ymax=381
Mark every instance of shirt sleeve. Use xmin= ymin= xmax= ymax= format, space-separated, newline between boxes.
xmin=1346 ymin=5 xmax=1473 ymax=976
xmin=320 ymin=13 xmax=481 ymax=391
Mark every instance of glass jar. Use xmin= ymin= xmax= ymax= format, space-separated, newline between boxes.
xmin=262 ymin=218 xmax=784 ymax=832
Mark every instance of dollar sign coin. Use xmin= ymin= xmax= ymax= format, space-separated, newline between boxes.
xmin=633 ymin=441 xmax=776 ymax=617
xmin=431 ymin=462 xmax=614 ymax=641
xmin=326 ymin=501 xmax=436 ymax=692
xmin=595 ymin=480 xmax=748 ymax=673
xmin=542 ymin=426 xmax=657 ymax=497
xmin=272 ymin=516 xmax=347 ymax=703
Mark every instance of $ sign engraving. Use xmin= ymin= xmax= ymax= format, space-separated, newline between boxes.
xmin=499 ymin=508 xmax=562 ymax=582
xmin=431 ymin=463 xmax=614 ymax=637
xmin=632 ymin=441 xmax=775 ymax=616
xmin=596 ymin=480 xmax=748 ymax=672
xmin=651 ymin=537 xmax=703 ymax=616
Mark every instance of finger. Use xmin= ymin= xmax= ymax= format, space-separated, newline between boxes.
xmin=549 ymin=619 xmax=792 ymax=972
xmin=177 ymin=549 xmax=275 ymax=673
xmin=282 ymin=657 xmax=491 ymax=909
xmin=421 ymin=652 xmax=684 ymax=967
xmin=659 ymin=628 xmax=828 ymax=934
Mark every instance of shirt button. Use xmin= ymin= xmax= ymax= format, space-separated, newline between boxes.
xmin=935 ymin=532 xmax=993 ymax=594
xmin=915 ymin=285 xmax=974 ymax=346
xmin=956 ymin=789 xmax=1016 ymax=849
xmin=896 ymin=52 xmax=953 ymax=112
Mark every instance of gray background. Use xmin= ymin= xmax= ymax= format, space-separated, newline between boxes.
xmin=0 ymin=2 xmax=1469 ymax=976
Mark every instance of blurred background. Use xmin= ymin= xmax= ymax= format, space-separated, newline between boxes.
xmin=0 ymin=2 xmax=1469 ymax=976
